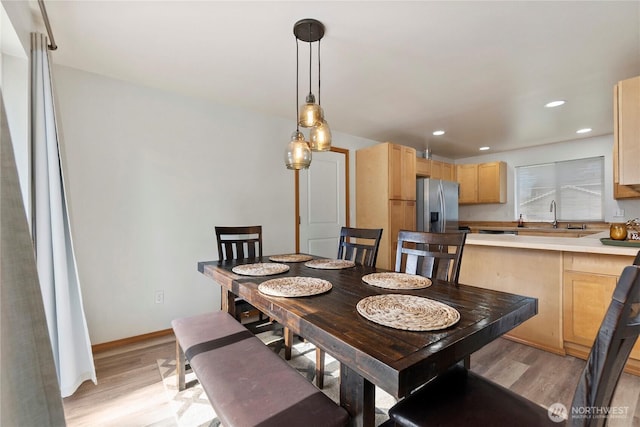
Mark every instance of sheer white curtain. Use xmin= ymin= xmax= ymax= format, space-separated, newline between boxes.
xmin=31 ymin=32 xmax=96 ymax=397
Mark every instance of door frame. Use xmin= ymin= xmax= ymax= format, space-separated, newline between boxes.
xmin=294 ymin=146 xmax=350 ymax=253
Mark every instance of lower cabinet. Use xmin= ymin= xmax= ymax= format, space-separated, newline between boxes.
xmin=460 ymin=245 xmax=640 ymax=376
xmin=387 ymin=200 xmax=416 ymax=270
xmin=458 ymin=245 xmax=565 ymax=354
xmin=563 ymin=253 xmax=640 ymax=374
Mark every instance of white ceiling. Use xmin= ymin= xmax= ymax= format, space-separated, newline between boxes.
xmin=32 ymin=1 xmax=640 ymax=159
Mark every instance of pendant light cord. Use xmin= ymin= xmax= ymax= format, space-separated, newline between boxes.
xmin=308 ymin=22 xmax=313 ymax=97
xmin=296 ymin=38 xmax=300 ymax=132
xmin=318 ymin=39 xmax=321 ymax=105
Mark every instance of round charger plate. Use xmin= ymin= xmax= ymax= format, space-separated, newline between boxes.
xmin=362 ymin=272 xmax=432 ymax=290
xmin=356 ymin=294 xmax=460 ymax=331
xmin=304 ymin=259 xmax=356 ymax=269
xmin=258 ymin=277 xmax=332 ymax=297
xmin=231 ymin=262 xmax=290 ymax=276
xmin=269 ymin=254 xmax=314 ymax=263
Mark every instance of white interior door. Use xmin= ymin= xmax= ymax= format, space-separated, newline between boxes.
xmin=299 ymin=150 xmax=346 ymax=258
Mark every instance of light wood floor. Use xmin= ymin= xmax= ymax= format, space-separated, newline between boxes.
xmin=63 ymin=336 xmax=640 ymax=427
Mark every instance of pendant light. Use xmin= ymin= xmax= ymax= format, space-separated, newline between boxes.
xmin=297 ymin=20 xmax=323 ymax=129
xmin=309 ymin=35 xmax=332 ymax=151
xmin=285 ymin=30 xmax=312 ymax=170
xmin=295 ymin=19 xmax=331 ymax=152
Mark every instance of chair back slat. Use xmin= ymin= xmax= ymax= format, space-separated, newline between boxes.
xmin=570 ymin=260 xmax=640 ymax=426
xmin=394 ymin=230 xmax=467 ymax=284
xmin=215 ymin=226 xmax=263 ymax=261
xmin=337 ymin=227 xmax=383 ymax=267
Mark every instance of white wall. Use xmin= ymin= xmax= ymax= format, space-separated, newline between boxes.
xmin=1 ymin=2 xmax=29 ymax=219
xmin=457 ymin=135 xmax=640 ymax=223
xmin=53 ymin=65 xmax=376 ymax=344
xmin=2 ymin=54 xmax=28 ymax=212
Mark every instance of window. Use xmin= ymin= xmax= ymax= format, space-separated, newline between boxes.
xmin=516 ymin=157 xmax=604 ymax=222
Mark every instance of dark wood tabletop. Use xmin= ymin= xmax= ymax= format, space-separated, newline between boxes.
xmin=198 ymin=256 xmax=538 ymax=427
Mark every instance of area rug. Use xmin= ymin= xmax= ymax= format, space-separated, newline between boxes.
xmin=157 ymin=331 xmax=395 ymax=426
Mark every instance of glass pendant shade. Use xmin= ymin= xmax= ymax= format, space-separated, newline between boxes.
xmin=284 ymin=131 xmax=312 ymax=170
xmin=310 ymin=119 xmax=332 ymax=151
xmin=298 ymin=93 xmax=323 ymax=128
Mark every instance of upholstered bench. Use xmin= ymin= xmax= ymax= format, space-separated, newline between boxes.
xmin=171 ymin=311 xmax=349 ymax=427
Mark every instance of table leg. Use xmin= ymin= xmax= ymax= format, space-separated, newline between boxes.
xmin=315 ymin=348 xmax=325 ymax=389
xmin=284 ymin=327 xmax=293 ymax=360
xmin=340 ymin=364 xmax=375 ymax=427
xmin=221 ymin=288 xmax=236 ymax=317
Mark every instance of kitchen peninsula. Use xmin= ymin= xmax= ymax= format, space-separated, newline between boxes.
xmin=460 ymin=232 xmax=640 ymax=375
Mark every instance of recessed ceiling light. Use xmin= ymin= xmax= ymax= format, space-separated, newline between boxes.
xmin=432 ymin=130 xmax=445 ymax=136
xmin=479 ymin=146 xmax=490 ymax=151
xmin=576 ymin=128 xmax=592 ymax=134
xmin=545 ymin=100 xmax=566 ymax=108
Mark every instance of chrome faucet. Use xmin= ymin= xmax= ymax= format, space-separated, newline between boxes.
xmin=550 ymin=200 xmax=558 ymax=228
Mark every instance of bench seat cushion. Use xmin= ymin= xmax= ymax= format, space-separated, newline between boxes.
xmin=172 ymin=311 xmax=349 ymax=427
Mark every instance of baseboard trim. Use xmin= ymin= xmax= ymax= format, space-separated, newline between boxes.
xmin=92 ymin=328 xmax=174 ymax=353
xmin=503 ymin=334 xmax=566 ymax=356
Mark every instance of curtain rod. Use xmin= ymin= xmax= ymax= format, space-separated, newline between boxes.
xmin=37 ymin=0 xmax=57 ymax=51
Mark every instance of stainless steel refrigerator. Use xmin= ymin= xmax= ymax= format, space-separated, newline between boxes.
xmin=416 ymin=178 xmax=459 ymax=233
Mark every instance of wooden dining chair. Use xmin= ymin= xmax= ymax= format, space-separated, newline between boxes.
xmin=215 ymin=226 xmax=265 ymax=323
xmin=394 ymin=230 xmax=467 ymax=284
xmin=337 ymin=226 xmax=384 ymax=266
xmin=387 ymin=262 xmax=640 ymax=427
xmin=308 ymin=226 xmax=384 ymax=389
xmin=393 ymin=229 xmax=469 ymax=368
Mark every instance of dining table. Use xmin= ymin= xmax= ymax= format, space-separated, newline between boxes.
xmin=197 ymin=255 xmax=538 ymax=427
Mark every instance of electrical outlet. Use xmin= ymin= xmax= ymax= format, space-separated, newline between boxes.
xmin=154 ymin=290 xmax=164 ymax=304
xmin=615 ymin=209 xmax=625 ymax=217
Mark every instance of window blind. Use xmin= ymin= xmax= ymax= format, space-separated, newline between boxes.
xmin=516 ymin=157 xmax=604 ymax=221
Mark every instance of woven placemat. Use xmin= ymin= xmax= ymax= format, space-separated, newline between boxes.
xmin=362 ymin=272 xmax=432 ymax=290
xmin=258 ymin=277 xmax=332 ymax=297
xmin=231 ymin=262 xmax=290 ymax=276
xmin=304 ymin=259 xmax=356 ymax=270
xmin=268 ymin=254 xmax=314 ymax=263
xmin=356 ymin=294 xmax=460 ymax=331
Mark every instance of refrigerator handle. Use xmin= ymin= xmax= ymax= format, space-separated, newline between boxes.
xmin=439 ymin=181 xmax=446 ymax=232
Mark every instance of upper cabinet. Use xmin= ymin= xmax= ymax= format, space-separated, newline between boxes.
xmin=457 ymin=164 xmax=478 ymax=204
xmin=416 ymin=158 xmax=456 ymax=181
xmin=389 ymin=144 xmax=417 ymax=200
xmin=614 ymin=75 xmax=640 ymax=198
xmin=457 ymin=161 xmax=507 ymax=204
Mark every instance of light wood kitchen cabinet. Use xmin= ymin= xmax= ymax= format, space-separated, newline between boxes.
xmin=356 ymin=142 xmax=417 ymax=269
xmin=415 ymin=158 xmax=430 ymax=177
xmin=416 ymin=159 xmax=456 ymax=181
xmin=457 ymin=161 xmax=507 ymax=204
xmin=440 ymin=162 xmax=455 ymax=181
xmin=389 ymin=200 xmax=416 ymax=269
xmin=460 ymin=243 xmax=640 ymax=375
xmin=389 ymin=143 xmax=417 ymax=200
xmin=563 ymin=253 xmax=640 ymax=374
xmin=613 ymin=75 xmax=640 ymax=198
xmin=457 ymin=164 xmax=478 ymax=204
xmin=459 ymin=245 xmax=564 ymax=354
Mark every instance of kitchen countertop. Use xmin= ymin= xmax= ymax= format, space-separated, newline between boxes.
xmin=466 ymin=231 xmax=640 ymax=256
